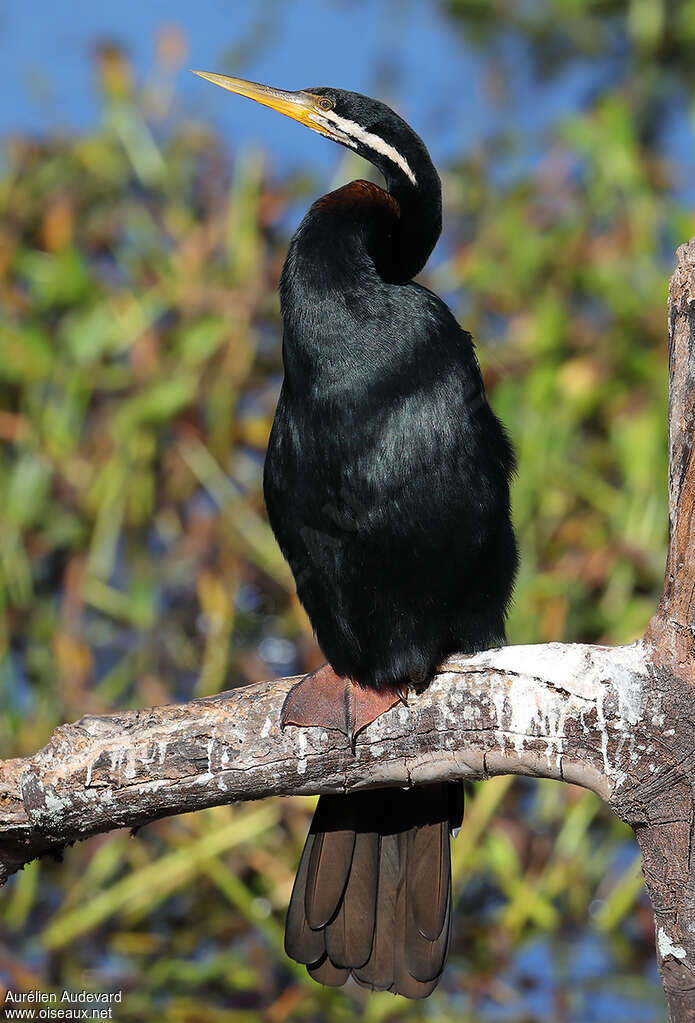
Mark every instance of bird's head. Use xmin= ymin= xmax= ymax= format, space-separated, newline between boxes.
xmin=192 ymin=72 xmax=428 ymax=194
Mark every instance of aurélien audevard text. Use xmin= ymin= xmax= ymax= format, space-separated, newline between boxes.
xmin=2 ymin=990 xmax=123 ymax=1020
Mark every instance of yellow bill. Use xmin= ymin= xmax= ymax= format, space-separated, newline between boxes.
xmin=191 ymin=71 xmax=335 ymax=139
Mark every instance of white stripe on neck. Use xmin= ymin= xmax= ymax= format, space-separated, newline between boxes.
xmin=311 ymin=110 xmax=418 ymax=187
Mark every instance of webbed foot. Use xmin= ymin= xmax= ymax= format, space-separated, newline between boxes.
xmin=281 ymin=663 xmax=401 ymax=747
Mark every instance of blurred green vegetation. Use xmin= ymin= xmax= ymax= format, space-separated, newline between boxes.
xmin=0 ymin=4 xmax=691 ymax=1021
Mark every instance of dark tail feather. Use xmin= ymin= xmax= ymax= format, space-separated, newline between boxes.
xmin=353 ymin=830 xmax=399 ymax=991
xmin=284 ymin=833 xmax=325 ymax=965
xmin=325 ymin=830 xmax=379 ymax=967
xmin=285 ymin=782 xmax=464 ymax=998
xmin=305 ymin=798 xmax=356 ymax=929
xmin=408 ymin=784 xmax=451 ymax=939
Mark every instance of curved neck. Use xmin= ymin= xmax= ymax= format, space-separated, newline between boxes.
xmin=383 ymin=153 xmax=442 ymax=283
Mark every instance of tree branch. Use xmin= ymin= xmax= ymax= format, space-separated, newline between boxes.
xmin=4 ymin=240 xmax=695 ymax=1020
xmin=0 ymin=641 xmax=653 ymax=887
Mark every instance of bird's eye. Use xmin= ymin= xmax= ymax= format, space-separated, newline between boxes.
xmin=316 ymin=96 xmax=334 ymax=112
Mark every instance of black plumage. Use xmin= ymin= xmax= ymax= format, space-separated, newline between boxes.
xmin=193 ymin=73 xmax=518 ymax=998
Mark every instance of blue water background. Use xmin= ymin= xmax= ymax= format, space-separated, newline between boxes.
xmin=6 ymin=0 xmax=692 ymax=204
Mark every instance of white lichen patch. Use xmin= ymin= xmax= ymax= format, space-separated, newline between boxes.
xmin=444 ymin=641 xmax=649 ymax=787
xmin=396 ymin=704 xmax=410 ymax=725
xmin=260 ymin=716 xmax=272 ymax=738
xmin=295 ymin=729 xmax=309 ymax=775
xmin=452 ymin=641 xmax=645 ymax=701
xmin=135 ymin=778 xmax=168 ymax=794
xmin=657 ymin=926 xmax=687 ymax=961
xmin=123 ymin=747 xmax=137 ymax=781
xmin=39 ymin=786 xmax=69 ymax=823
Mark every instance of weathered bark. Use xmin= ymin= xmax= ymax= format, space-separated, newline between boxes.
xmin=3 ymin=240 xmax=695 ymax=1019
xmin=647 ymin=238 xmax=695 ymax=676
xmin=640 ymin=238 xmax=695 ymax=1020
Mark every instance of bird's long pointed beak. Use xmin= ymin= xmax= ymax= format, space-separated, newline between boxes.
xmin=191 ymin=71 xmax=333 ymax=139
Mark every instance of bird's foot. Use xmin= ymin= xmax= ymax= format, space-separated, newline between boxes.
xmin=280 ymin=663 xmax=401 ymax=747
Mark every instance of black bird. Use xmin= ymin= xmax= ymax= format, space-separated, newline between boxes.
xmin=194 ymin=71 xmax=518 ymax=998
